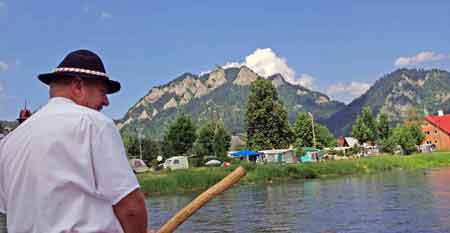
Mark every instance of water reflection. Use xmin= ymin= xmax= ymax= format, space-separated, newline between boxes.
xmin=1 ymin=168 xmax=450 ymax=232
xmin=148 ymin=168 xmax=450 ymax=233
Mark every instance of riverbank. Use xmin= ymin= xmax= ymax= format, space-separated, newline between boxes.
xmin=138 ymin=152 xmax=450 ymax=196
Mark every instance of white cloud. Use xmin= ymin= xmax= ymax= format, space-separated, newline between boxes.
xmin=222 ymin=62 xmax=242 ymax=69
xmin=326 ymin=81 xmax=371 ymax=98
xmin=100 ymin=11 xmax=112 ymax=20
xmin=0 ymin=61 xmax=8 ymax=72
xmin=208 ymin=48 xmax=316 ymax=88
xmin=296 ymin=73 xmax=315 ymax=90
xmin=244 ymin=48 xmax=296 ymax=83
xmin=394 ymin=51 xmax=449 ymax=67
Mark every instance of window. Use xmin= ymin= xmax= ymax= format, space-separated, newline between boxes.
xmin=435 ymin=140 xmax=438 ymax=144
xmin=173 ymin=159 xmax=180 ymax=165
xmin=435 ymin=130 xmax=438 ymax=134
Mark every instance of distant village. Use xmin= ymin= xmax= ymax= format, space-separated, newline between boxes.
xmin=2 ymin=103 xmax=448 ymax=174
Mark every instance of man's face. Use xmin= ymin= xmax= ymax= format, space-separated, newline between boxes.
xmin=77 ymin=79 xmax=110 ymax=111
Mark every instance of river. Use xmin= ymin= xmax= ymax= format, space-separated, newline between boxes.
xmin=2 ymin=167 xmax=450 ymax=232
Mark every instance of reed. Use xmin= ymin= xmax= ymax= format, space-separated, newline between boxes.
xmin=138 ymin=152 xmax=450 ymax=196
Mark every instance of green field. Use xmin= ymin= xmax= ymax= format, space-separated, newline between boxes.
xmin=138 ymin=152 xmax=450 ymax=196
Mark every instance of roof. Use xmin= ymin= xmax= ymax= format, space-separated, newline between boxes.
xmin=259 ymin=148 xmax=293 ymax=154
xmin=344 ymin=137 xmax=359 ymax=147
xmin=232 ymin=150 xmax=259 ymax=157
xmin=303 ymin=147 xmax=320 ymax=152
xmin=424 ymin=114 xmax=450 ymax=134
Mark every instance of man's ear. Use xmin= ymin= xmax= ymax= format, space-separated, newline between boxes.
xmin=71 ymin=78 xmax=84 ymax=99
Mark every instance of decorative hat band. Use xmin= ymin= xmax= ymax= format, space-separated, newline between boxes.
xmin=53 ymin=67 xmax=109 ymax=78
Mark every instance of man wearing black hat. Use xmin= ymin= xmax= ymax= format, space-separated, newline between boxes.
xmin=0 ymin=50 xmax=153 ymax=233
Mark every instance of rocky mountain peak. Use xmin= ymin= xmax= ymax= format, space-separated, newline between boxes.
xmin=233 ymin=66 xmax=258 ymax=86
xmin=119 ymin=65 xmax=345 ymax=138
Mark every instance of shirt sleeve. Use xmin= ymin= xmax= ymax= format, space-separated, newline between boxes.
xmin=91 ymin=121 xmax=140 ymax=205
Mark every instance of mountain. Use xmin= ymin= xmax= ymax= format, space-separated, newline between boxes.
xmin=0 ymin=120 xmax=18 ymax=133
xmin=325 ymin=68 xmax=450 ymax=136
xmin=118 ymin=66 xmax=345 ymax=139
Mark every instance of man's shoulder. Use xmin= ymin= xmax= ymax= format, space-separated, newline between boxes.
xmin=78 ymin=106 xmax=114 ymax=126
xmin=42 ymin=99 xmax=115 ymax=128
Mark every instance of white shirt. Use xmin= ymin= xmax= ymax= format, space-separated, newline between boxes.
xmin=0 ymin=97 xmax=139 ymax=233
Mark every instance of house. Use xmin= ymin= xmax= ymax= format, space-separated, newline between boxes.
xmin=422 ymin=111 xmax=450 ymax=151
xmin=335 ymin=137 xmax=360 ymax=155
xmin=338 ymin=137 xmax=359 ymax=148
xmin=259 ymin=148 xmax=298 ymax=164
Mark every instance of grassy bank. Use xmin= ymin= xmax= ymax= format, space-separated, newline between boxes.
xmin=138 ymin=152 xmax=450 ymax=196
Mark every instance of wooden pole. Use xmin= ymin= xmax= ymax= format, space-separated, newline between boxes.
xmin=157 ymin=166 xmax=246 ymax=233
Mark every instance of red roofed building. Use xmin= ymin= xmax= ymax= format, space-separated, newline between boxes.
xmin=422 ymin=111 xmax=450 ymax=151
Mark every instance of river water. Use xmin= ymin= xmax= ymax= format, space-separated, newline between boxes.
xmin=1 ymin=167 xmax=450 ymax=232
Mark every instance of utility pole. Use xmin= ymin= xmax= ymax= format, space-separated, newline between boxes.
xmin=138 ymin=128 xmax=143 ymax=160
xmin=308 ymin=112 xmax=316 ymax=148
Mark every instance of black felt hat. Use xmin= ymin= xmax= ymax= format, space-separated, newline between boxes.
xmin=38 ymin=49 xmax=121 ymax=94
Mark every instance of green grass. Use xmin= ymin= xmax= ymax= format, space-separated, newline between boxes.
xmin=138 ymin=152 xmax=450 ymax=196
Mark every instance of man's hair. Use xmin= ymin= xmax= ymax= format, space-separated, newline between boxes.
xmin=49 ymin=76 xmax=81 ymax=97
xmin=49 ymin=76 xmax=80 ymax=87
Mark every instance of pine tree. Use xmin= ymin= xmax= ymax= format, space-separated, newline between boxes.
xmin=245 ymin=78 xmax=293 ymax=150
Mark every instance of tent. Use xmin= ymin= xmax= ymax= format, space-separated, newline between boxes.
xmin=299 ymin=147 xmax=321 ymax=163
xmin=231 ymin=150 xmax=260 ymax=162
xmin=232 ymin=150 xmax=259 ymax=157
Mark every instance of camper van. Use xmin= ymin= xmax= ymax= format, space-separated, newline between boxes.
xmin=163 ymin=156 xmax=189 ymax=170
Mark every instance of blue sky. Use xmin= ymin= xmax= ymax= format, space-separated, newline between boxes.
xmin=1 ymin=0 xmax=450 ymax=120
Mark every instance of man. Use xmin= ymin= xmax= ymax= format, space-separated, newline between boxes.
xmin=0 ymin=50 xmax=153 ymax=233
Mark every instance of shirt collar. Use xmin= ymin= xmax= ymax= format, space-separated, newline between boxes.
xmin=49 ymin=97 xmax=77 ymax=105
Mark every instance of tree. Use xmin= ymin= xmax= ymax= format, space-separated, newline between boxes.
xmin=409 ymin=124 xmax=425 ymax=146
xmin=245 ymin=78 xmax=293 ymax=150
xmin=391 ymin=125 xmax=417 ymax=155
xmin=292 ymin=112 xmax=313 ymax=148
xmin=162 ymin=113 xmax=197 ymax=158
xmin=404 ymin=107 xmax=422 ymax=127
xmin=0 ymin=122 xmax=4 ymax=134
xmin=292 ymin=112 xmax=336 ymax=150
xmin=352 ymin=106 xmax=377 ymax=143
xmin=379 ymin=136 xmax=397 ymax=154
xmin=315 ymin=124 xmax=337 ymax=148
xmin=193 ymin=121 xmax=215 ymax=161
xmin=402 ymin=108 xmax=424 ymax=146
xmin=212 ymin=121 xmax=231 ymax=160
xmin=193 ymin=120 xmax=231 ymax=165
xmin=377 ymin=112 xmax=390 ymax=140
xmin=122 ymin=131 xmax=162 ymax=165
